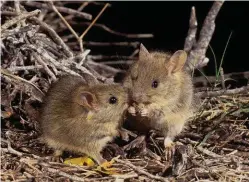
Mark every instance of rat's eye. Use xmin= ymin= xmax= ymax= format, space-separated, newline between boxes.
xmin=152 ymin=80 xmax=159 ymax=88
xmin=109 ymin=96 xmax=118 ymax=104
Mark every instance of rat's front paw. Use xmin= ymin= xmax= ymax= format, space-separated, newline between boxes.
xmin=164 ymin=137 xmax=175 ymax=161
xmin=128 ymin=106 xmax=136 ymax=116
xmin=139 ymin=107 xmax=149 ymax=117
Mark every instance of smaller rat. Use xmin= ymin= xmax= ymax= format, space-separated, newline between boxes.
xmin=39 ymin=75 xmax=128 ymax=165
xmin=123 ymin=44 xmax=196 ymax=159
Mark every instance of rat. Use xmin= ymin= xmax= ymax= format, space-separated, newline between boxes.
xmin=39 ymin=75 xmax=129 ymax=165
xmin=122 ymin=44 xmax=196 ymax=159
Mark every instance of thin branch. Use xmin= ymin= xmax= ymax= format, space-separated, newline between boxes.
xmin=78 ymin=3 xmax=109 ymax=52
xmin=84 ymin=64 xmax=108 ymax=83
xmin=8 ymin=65 xmax=44 ymax=72
xmin=1 ymin=139 xmax=23 ymax=157
xmin=48 ymin=1 xmax=106 ymax=53
xmin=87 ymin=55 xmax=134 ymax=61
xmin=1 ymin=68 xmax=45 ymax=102
xmin=101 ymin=60 xmax=134 ymax=65
xmin=196 ymin=145 xmax=222 ymax=158
xmin=83 ymin=41 xmax=140 ymax=48
xmin=61 ymin=1 xmax=111 ymax=7
xmin=130 ymin=49 xmax=139 ymax=57
xmin=70 ymin=22 xmax=154 ymax=38
xmin=32 ymin=52 xmax=57 ymax=81
xmin=1 ymin=9 xmax=40 ymax=31
xmin=22 ymin=1 xmax=92 ymax=20
xmin=80 ymin=3 xmax=109 ymax=40
xmin=87 ymin=60 xmax=124 ymax=74
xmin=44 ymin=166 xmax=85 ymax=182
xmin=31 ymin=17 xmax=73 ymax=58
xmin=53 ymin=2 xmax=109 ymax=52
xmin=77 ymin=49 xmax=91 ymax=66
xmin=112 ymin=173 xmax=138 ymax=180
xmin=194 ymin=71 xmax=249 ymax=85
xmin=63 ymin=2 xmax=90 ymax=21
xmin=14 ymin=0 xmax=25 ymax=27
xmin=195 ymin=85 xmax=249 ymax=98
xmin=1 ymin=11 xmax=18 ymax=16
xmin=23 ymin=44 xmax=97 ymax=80
xmin=21 ymin=160 xmax=86 ymax=182
xmin=47 ymin=1 xmax=79 ymax=43
xmin=1 ymin=25 xmax=37 ymax=39
xmin=23 ymin=44 xmax=80 ymax=77
xmin=115 ymin=159 xmax=170 ymax=182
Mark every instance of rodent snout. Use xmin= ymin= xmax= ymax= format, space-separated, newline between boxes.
xmin=132 ymin=92 xmax=150 ymax=104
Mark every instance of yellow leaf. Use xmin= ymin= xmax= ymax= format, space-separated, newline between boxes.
xmin=94 ymin=156 xmax=121 ymax=175
xmin=64 ymin=156 xmax=95 ymax=167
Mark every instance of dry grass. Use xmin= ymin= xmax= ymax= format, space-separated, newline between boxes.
xmin=1 ymin=94 xmax=249 ymax=181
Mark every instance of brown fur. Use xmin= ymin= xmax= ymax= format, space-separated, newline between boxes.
xmin=40 ymin=75 xmax=128 ymax=164
xmin=123 ymin=44 xmax=196 ymax=144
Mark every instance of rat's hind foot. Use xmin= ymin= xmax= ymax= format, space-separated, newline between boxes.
xmin=64 ymin=156 xmax=95 ymax=167
xmin=49 ymin=149 xmax=63 ymax=162
xmin=164 ymin=137 xmax=175 ymax=161
xmin=51 ymin=156 xmax=62 ymax=162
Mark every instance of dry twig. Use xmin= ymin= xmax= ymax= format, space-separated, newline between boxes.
xmin=79 ymin=3 xmax=110 ymax=51
xmin=1 ymin=9 xmax=40 ymax=30
xmin=196 ymin=85 xmax=249 ymax=98
xmin=75 ymin=22 xmax=154 ymax=38
xmin=1 ymin=68 xmax=45 ymax=102
xmin=194 ymin=71 xmax=249 ymax=85
xmin=1 ymin=139 xmax=23 ymax=157
xmin=31 ymin=17 xmax=73 ymax=58
xmin=32 ymin=52 xmax=57 ymax=81
xmin=115 ymin=159 xmax=170 ymax=182
xmin=22 ymin=1 xmax=92 ymax=20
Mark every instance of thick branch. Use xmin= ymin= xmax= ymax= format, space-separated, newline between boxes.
xmin=184 ymin=6 xmax=197 ymax=53
xmin=185 ymin=1 xmax=224 ymax=72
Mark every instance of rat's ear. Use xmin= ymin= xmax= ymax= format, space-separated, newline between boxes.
xmin=165 ymin=50 xmax=187 ymax=74
xmin=76 ymin=91 xmax=99 ymax=111
xmin=139 ymin=43 xmax=151 ymax=60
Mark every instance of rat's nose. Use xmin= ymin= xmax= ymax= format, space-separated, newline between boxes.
xmin=132 ymin=93 xmax=149 ymax=104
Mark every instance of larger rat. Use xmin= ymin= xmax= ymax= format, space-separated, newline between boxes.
xmin=39 ymin=75 xmax=128 ymax=166
xmin=123 ymin=44 xmax=196 ymax=158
